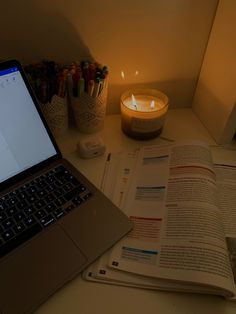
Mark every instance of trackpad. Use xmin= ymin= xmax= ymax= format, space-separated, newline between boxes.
xmin=0 ymin=225 xmax=87 ymax=314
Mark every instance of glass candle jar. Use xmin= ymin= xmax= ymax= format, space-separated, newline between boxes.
xmin=120 ymin=89 xmax=168 ymax=140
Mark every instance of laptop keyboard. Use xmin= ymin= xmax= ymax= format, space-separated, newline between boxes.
xmin=0 ymin=165 xmax=93 ymax=258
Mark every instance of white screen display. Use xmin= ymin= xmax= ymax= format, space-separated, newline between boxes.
xmin=0 ymin=67 xmax=57 ymax=183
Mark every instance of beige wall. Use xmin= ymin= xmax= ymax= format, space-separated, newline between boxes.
xmin=1 ymin=0 xmax=218 ymax=113
xmin=192 ymin=0 xmax=236 ymax=144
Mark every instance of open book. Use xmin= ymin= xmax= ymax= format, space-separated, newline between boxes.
xmin=83 ymin=142 xmax=236 ymax=299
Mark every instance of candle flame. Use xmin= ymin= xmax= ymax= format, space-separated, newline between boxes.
xmin=150 ymin=100 xmax=155 ymax=109
xmin=135 ymin=70 xmax=139 ymax=76
xmin=121 ymin=71 xmax=125 ymax=79
xmin=131 ymin=94 xmax=138 ymax=110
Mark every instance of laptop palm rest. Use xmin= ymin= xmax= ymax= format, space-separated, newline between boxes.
xmin=0 ymin=225 xmax=87 ymax=314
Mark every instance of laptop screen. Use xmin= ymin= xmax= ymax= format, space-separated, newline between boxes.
xmin=0 ymin=65 xmax=57 ymax=183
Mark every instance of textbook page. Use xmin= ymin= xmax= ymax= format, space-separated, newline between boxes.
xmin=83 ymin=149 xmax=138 ymax=282
xmin=100 ymin=149 xmax=139 ymax=204
xmin=215 ymin=163 xmax=236 ymax=297
xmin=84 ymin=148 xmax=227 ymax=295
xmin=108 ymin=143 xmax=235 ymax=297
xmin=87 ymin=245 xmax=227 ymax=296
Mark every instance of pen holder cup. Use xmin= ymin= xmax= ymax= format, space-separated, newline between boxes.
xmin=40 ymin=94 xmax=68 ymax=136
xmin=72 ymin=86 xmax=107 ymax=134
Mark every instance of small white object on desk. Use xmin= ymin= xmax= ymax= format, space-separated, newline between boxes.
xmin=120 ymin=88 xmax=168 ymax=140
xmin=77 ymin=136 xmax=106 ymax=159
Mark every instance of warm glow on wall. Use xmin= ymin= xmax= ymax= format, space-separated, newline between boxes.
xmin=120 ymin=70 xmax=140 ymax=81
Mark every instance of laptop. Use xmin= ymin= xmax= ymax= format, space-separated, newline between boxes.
xmin=0 ymin=59 xmax=132 ymax=314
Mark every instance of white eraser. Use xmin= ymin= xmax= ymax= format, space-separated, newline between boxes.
xmin=77 ymin=136 xmax=106 ymax=159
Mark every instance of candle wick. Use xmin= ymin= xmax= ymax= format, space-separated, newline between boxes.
xmin=131 ymin=94 xmax=138 ymax=110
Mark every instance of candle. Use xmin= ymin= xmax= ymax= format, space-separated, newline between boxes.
xmin=120 ymin=89 xmax=168 ymax=140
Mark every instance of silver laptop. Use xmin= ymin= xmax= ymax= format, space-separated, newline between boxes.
xmin=0 ymin=60 xmax=132 ymax=314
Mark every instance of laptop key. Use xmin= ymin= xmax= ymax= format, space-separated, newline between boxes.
xmin=7 ymin=197 xmax=17 ymax=206
xmin=40 ymin=215 xmax=55 ymax=227
xmin=27 ymin=195 xmax=38 ymax=203
xmin=35 ymin=200 xmax=46 ymax=209
xmin=24 ymin=215 xmax=36 ymax=227
xmin=18 ymin=191 xmax=28 ymax=200
xmin=16 ymin=200 xmax=28 ymax=210
xmin=63 ymin=183 xmax=74 ymax=192
xmin=0 ymin=204 xmax=5 ymax=211
xmin=64 ymin=185 xmax=86 ymax=201
xmin=0 ymin=223 xmax=42 ymax=258
xmin=72 ymin=197 xmax=84 ymax=206
xmin=54 ymin=167 xmax=68 ymax=178
xmin=0 ymin=212 xmax=7 ymax=222
xmin=6 ymin=206 xmax=18 ymax=217
xmin=83 ymin=192 xmax=93 ymax=200
xmin=44 ymin=193 xmax=56 ymax=203
xmin=54 ymin=188 xmax=64 ymax=197
xmin=1 ymin=229 xmax=15 ymax=242
xmin=35 ymin=209 xmax=47 ymax=220
xmin=37 ymin=189 xmax=48 ymax=198
xmin=2 ymin=218 xmax=14 ymax=230
xmin=24 ymin=206 xmax=36 ymax=216
xmin=46 ymin=176 xmax=55 ymax=184
xmin=64 ymin=204 xmax=76 ymax=212
xmin=27 ymin=186 xmax=38 ymax=194
xmin=0 ymin=201 xmax=8 ymax=211
xmin=13 ymin=222 xmax=26 ymax=234
xmin=14 ymin=211 xmax=26 ymax=222
xmin=55 ymin=179 xmax=64 ymax=187
xmin=65 ymin=175 xmax=80 ymax=186
xmin=54 ymin=197 xmax=67 ymax=207
xmin=46 ymin=183 xmax=57 ymax=192
xmin=53 ymin=208 xmax=65 ymax=219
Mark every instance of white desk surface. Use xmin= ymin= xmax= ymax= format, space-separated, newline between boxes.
xmin=36 ymin=108 xmax=236 ymax=314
